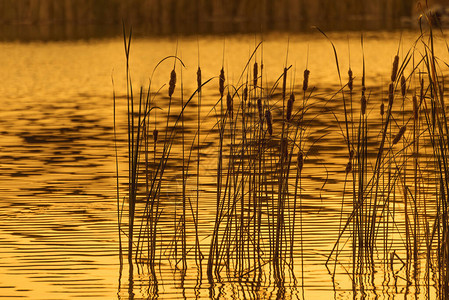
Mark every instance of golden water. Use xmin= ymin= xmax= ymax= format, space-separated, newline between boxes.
xmin=0 ymin=31 xmax=446 ymax=299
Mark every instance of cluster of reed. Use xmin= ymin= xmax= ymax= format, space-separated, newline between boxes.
xmin=323 ymin=22 xmax=449 ymax=296
xmin=114 ymin=29 xmax=314 ymax=292
xmin=114 ymin=22 xmax=449 ymax=298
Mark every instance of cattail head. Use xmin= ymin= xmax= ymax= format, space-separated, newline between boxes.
xmin=349 ymin=149 xmax=354 ymax=160
xmin=265 ymin=109 xmax=273 ymax=136
xmin=413 ymin=95 xmax=419 ymax=120
xmin=391 ymin=55 xmax=399 ymax=82
xmin=197 ymin=67 xmax=202 ymax=92
xmin=286 ymin=93 xmax=294 ymax=121
xmin=153 ymin=129 xmax=159 ymax=143
xmin=361 ymin=95 xmax=366 ymax=115
xmin=226 ymin=92 xmax=233 ymax=117
xmin=303 ymin=69 xmax=310 ymax=91
xmin=281 ymin=138 xmax=288 ymax=158
xmin=219 ymin=68 xmax=225 ymax=98
xmin=392 ymin=125 xmax=406 ymax=145
xmin=253 ymin=61 xmax=258 ymax=87
xmin=297 ymin=151 xmax=304 ymax=172
xmin=257 ymin=98 xmax=263 ymax=125
xmin=388 ymin=83 xmax=394 ymax=106
xmin=348 ymin=68 xmax=353 ymax=91
xmin=169 ymin=69 xmax=176 ymax=97
xmin=345 ymin=161 xmax=352 ymax=174
xmin=282 ymin=67 xmax=287 ymax=100
xmin=401 ymin=75 xmax=406 ymax=97
xmin=243 ymin=85 xmax=248 ymax=102
xmin=380 ymin=103 xmax=385 ymax=116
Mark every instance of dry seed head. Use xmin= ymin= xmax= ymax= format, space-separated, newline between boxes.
xmin=253 ymin=61 xmax=258 ymax=87
xmin=380 ymin=103 xmax=385 ymax=116
xmin=281 ymin=138 xmax=288 ymax=157
xmin=413 ymin=95 xmax=418 ymax=120
xmin=282 ymin=67 xmax=287 ymax=100
xmin=226 ymin=92 xmax=233 ymax=117
xmin=303 ymin=69 xmax=310 ymax=91
xmin=345 ymin=161 xmax=352 ymax=174
xmin=401 ymin=75 xmax=406 ymax=97
xmin=169 ymin=69 xmax=176 ymax=97
xmin=391 ymin=55 xmax=399 ymax=82
xmin=392 ymin=125 xmax=406 ymax=145
xmin=243 ymin=86 xmax=248 ymax=102
xmin=265 ymin=109 xmax=273 ymax=136
xmin=348 ymin=68 xmax=353 ymax=91
xmin=388 ymin=83 xmax=394 ymax=106
xmin=153 ymin=129 xmax=159 ymax=143
xmin=349 ymin=149 xmax=354 ymax=159
xmin=219 ymin=68 xmax=225 ymax=98
xmin=197 ymin=67 xmax=202 ymax=92
xmin=361 ymin=95 xmax=366 ymax=115
xmin=297 ymin=151 xmax=304 ymax=172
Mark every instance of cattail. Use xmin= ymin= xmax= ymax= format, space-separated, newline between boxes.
xmin=265 ymin=109 xmax=273 ymax=136
xmin=197 ymin=66 xmax=202 ymax=92
xmin=243 ymin=85 xmax=248 ymax=102
xmin=226 ymin=92 xmax=233 ymax=117
xmin=391 ymin=55 xmax=399 ymax=82
xmin=392 ymin=125 xmax=406 ymax=145
xmin=303 ymin=69 xmax=310 ymax=91
xmin=345 ymin=161 xmax=352 ymax=174
xmin=380 ymin=103 xmax=385 ymax=116
xmin=253 ymin=61 xmax=258 ymax=87
xmin=282 ymin=67 xmax=287 ymax=100
xmin=401 ymin=75 xmax=406 ymax=97
xmin=169 ymin=69 xmax=176 ymax=97
xmin=388 ymin=83 xmax=394 ymax=106
xmin=361 ymin=95 xmax=366 ymax=115
xmin=257 ymin=98 xmax=263 ymax=125
xmin=349 ymin=149 xmax=354 ymax=160
xmin=348 ymin=68 xmax=353 ymax=91
xmin=286 ymin=93 xmax=294 ymax=120
xmin=153 ymin=129 xmax=159 ymax=143
xmin=281 ymin=138 xmax=288 ymax=157
xmin=297 ymin=151 xmax=304 ymax=172
xmin=413 ymin=95 xmax=419 ymax=120
xmin=219 ymin=68 xmax=225 ymax=98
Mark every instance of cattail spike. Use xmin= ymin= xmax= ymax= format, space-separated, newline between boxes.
xmin=197 ymin=67 xmax=202 ymax=92
xmin=226 ymin=92 xmax=233 ymax=117
xmin=393 ymin=125 xmax=406 ymax=145
xmin=219 ymin=68 xmax=225 ymax=98
xmin=401 ymin=75 xmax=406 ymax=97
xmin=345 ymin=161 xmax=352 ymax=174
xmin=388 ymin=83 xmax=394 ymax=106
xmin=153 ymin=129 xmax=159 ymax=143
xmin=265 ymin=109 xmax=273 ymax=136
xmin=253 ymin=61 xmax=258 ymax=87
xmin=243 ymin=86 xmax=248 ymax=102
xmin=348 ymin=68 xmax=353 ymax=91
xmin=413 ymin=95 xmax=419 ymax=120
xmin=303 ymin=69 xmax=310 ymax=91
xmin=380 ymin=103 xmax=385 ymax=116
xmin=391 ymin=55 xmax=399 ymax=82
xmin=169 ymin=69 xmax=176 ymax=97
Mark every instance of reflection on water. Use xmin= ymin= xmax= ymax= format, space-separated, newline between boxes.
xmin=0 ymin=30 xmax=447 ymax=299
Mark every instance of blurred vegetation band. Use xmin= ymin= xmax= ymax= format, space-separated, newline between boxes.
xmin=0 ymin=0 xmax=418 ymax=34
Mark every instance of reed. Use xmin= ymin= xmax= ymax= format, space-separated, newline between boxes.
xmin=113 ymin=21 xmax=449 ymax=298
